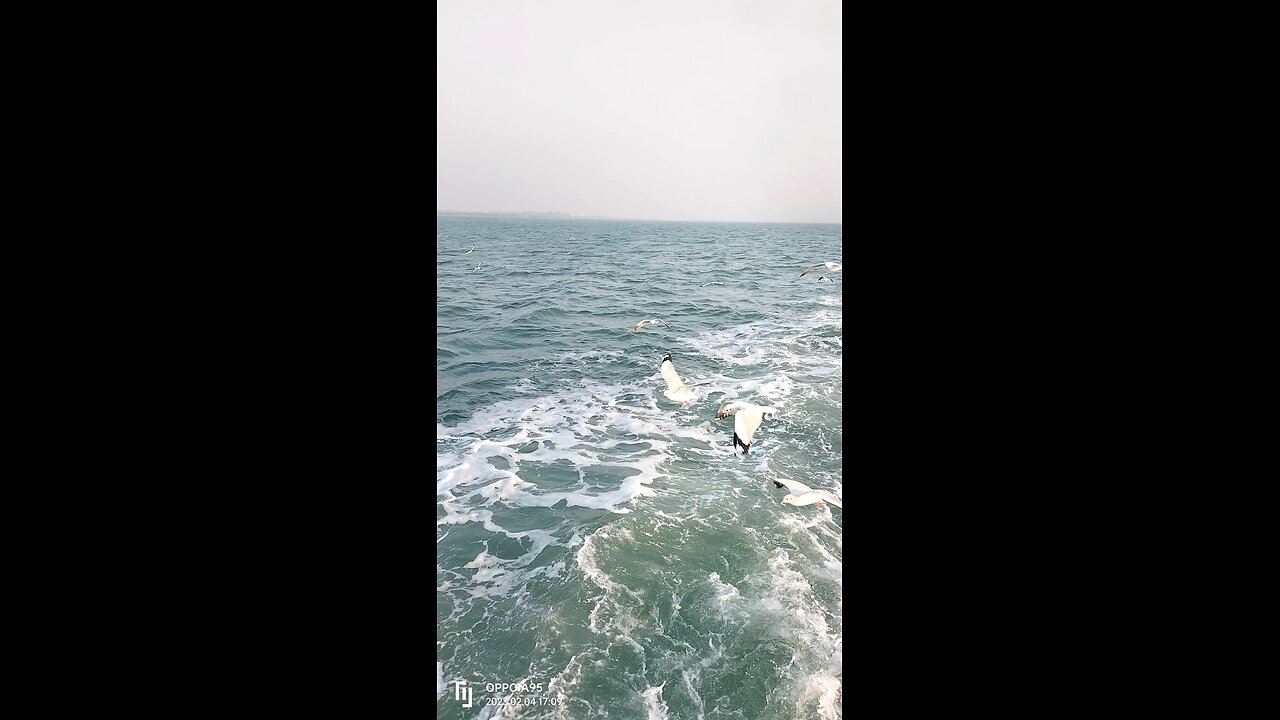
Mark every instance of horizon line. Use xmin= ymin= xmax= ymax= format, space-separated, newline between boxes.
xmin=436 ymin=210 xmax=842 ymax=224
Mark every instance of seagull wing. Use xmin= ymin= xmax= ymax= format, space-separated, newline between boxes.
xmin=636 ymin=319 xmax=673 ymax=332
xmin=772 ymin=477 xmax=814 ymax=495
xmin=659 ymin=356 xmax=684 ymax=391
xmin=800 ymin=263 xmax=824 ymax=277
xmin=735 ymin=405 xmax=765 ymax=446
xmin=813 ymin=490 xmax=843 ymax=508
xmin=786 ymin=492 xmax=835 ymax=507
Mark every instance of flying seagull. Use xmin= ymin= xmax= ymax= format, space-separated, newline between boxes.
xmin=818 ymin=275 xmax=841 ymax=283
xmin=800 ymin=262 xmax=842 ymax=278
xmin=465 ymin=245 xmax=475 ymax=254
xmin=632 ymin=319 xmax=673 ymax=333
xmin=660 ymin=354 xmax=712 ymax=409
xmin=473 ymin=263 xmax=481 ymax=272
xmin=701 ymin=282 xmax=725 ymax=287
xmin=715 ymin=401 xmax=776 ymax=455
xmin=772 ymin=478 xmax=842 ymax=509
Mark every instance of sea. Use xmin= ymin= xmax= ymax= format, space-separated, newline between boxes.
xmin=437 ymin=216 xmax=842 ymax=719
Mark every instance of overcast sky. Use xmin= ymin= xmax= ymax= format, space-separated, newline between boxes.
xmin=437 ymin=0 xmax=841 ymax=223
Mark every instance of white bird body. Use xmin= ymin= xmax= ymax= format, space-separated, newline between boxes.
xmin=632 ymin=318 xmax=672 ymax=333
xmin=660 ymin=354 xmax=710 ymax=408
xmin=773 ymin=478 xmax=842 ymax=509
xmin=715 ymin=401 xmax=775 ymax=454
xmin=800 ymin=262 xmax=842 ymax=278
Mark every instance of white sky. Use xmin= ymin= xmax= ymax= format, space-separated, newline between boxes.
xmin=437 ymin=0 xmax=842 ymax=223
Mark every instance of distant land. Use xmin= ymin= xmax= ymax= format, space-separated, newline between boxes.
xmin=437 ymin=210 xmax=576 ymax=218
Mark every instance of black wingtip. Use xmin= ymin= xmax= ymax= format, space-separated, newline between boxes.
xmin=733 ymin=433 xmax=750 ymax=455
xmin=773 ymin=481 xmax=784 ymax=489
xmin=662 ymin=354 xmax=672 ymax=363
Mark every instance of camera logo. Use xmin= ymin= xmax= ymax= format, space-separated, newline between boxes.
xmin=453 ymin=679 xmax=473 ymax=708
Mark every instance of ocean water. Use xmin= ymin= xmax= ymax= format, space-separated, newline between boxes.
xmin=437 ymin=217 xmax=842 ymax=720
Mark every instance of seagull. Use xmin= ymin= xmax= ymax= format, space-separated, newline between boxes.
xmin=473 ymin=263 xmax=481 ymax=272
xmin=701 ymin=282 xmax=725 ymax=287
xmin=800 ymin=262 xmax=842 ymax=278
xmin=772 ymin=478 xmax=842 ymax=509
xmin=632 ymin=319 xmax=673 ymax=333
xmin=465 ymin=245 xmax=475 ymax=254
xmin=818 ymin=275 xmax=841 ymax=283
xmin=715 ymin=401 xmax=776 ymax=455
xmin=660 ymin=354 xmax=712 ymax=409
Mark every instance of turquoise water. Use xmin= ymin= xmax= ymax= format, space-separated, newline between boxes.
xmin=437 ymin=217 xmax=842 ymax=719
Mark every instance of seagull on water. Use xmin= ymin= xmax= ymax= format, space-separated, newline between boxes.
xmin=773 ymin=478 xmax=842 ymax=509
xmin=715 ymin=401 xmax=776 ymax=455
xmin=800 ymin=262 xmax=842 ymax=278
xmin=660 ymin=354 xmax=712 ymax=409
xmin=632 ymin=319 xmax=673 ymax=333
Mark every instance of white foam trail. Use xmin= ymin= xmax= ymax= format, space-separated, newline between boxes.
xmin=437 ymin=381 xmax=693 ymax=515
xmin=760 ymin=548 xmax=842 ymax=719
xmin=706 ymin=572 xmax=750 ymax=621
xmin=576 ymin=530 xmax=639 ymax=634
xmin=758 ymin=373 xmax=797 ymax=402
xmin=436 ymin=662 xmax=444 ymax=700
xmin=796 ymin=673 xmax=842 ymax=719
xmin=546 ymin=654 xmax=583 ymax=719
xmin=681 ymin=669 xmax=706 ymax=719
xmin=576 ymin=533 xmax=613 ymax=634
xmin=685 ymin=312 xmax=841 ymax=369
xmin=437 ymin=503 xmax=566 ymax=600
xmin=642 ymin=682 xmax=669 ymax=720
